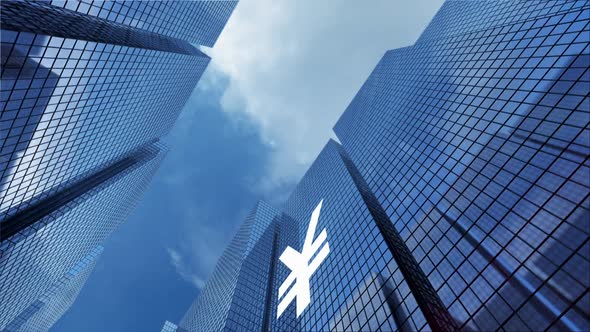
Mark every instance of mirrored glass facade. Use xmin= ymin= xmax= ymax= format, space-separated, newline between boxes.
xmin=1 ymin=0 xmax=236 ymax=330
xmin=161 ymin=321 xmax=187 ymax=332
xmin=334 ymin=1 xmax=590 ymax=330
xmin=0 ymin=0 xmax=215 ymax=220
xmin=0 ymin=144 xmax=165 ymax=330
xmin=275 ymin=141 xmax=433 ymax=332
xmin=3 ymin=246 xmax=103 ymax=332
xmin=49 ymin=0 xmax=237 ymax=47
xmin=172 ymin=1 xmax=589 ymax=331
xmin=177 ymin=201 xmax=280 ymax=332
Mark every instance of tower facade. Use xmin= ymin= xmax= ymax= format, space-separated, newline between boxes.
xmin=174 ymin=201 xmax=280 ymax=332
xmin=0 ymin=0 xmax=237 ymax=329
xmin=172 ymin=1 xmax=589 ymax=331
xmin=333 ymin=1 xmax=590 ymax=330
xmin=3 ymin=246 xmax=103 ymax=332
xmin=0 ymin=0 xmax=235 ymax=220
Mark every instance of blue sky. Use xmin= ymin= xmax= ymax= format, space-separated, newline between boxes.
xmin=52 ymin=1 xmax=443 ymax=331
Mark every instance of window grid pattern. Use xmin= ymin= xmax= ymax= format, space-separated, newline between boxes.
xmin=1 ymin=1 xmax=235 ymax=330
xmin=171 ymin=2 xmax=589 ymax=331
xmin=0 ymin=1 xmax=203 ymax=56
xmin=49 ymin=0 xmax=238 ymax=47
xmin=160 ymin=321 xmax=181 ymax=332
xmin=276 ymin=141 xmax=428 ymax=332
xmin=6 ymin=246 xmax=102 ymax=332
xmin=178 ymin=201 xmax=279 ymax=332
xmin=266 ymin=213 xmax=301 ymax=331
xmin=0 ymin=144 xmax=164 ymax=330
xmin=225 ymin=223 xmax=277 ymax=331
xmin=418 ymin=0 xmax=589 ymax=44
xmin=328 ymin=273 xmax=398 ymax=332
xmin=334 ymin=2 xmax=590 ymax=331
xmin=0 ymin=29 xmax=209 ymax=222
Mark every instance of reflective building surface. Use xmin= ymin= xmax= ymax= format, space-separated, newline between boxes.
xmin=334 ymin=1 xmax=590 ymax=330
xmin=3 ymin=246 xmax=103 ymax=332
xmin=1 ymin=144 xmax=165 ymax=330
xmin=175 ymin=201 xmax=280 ymax=332
xmin=0 ymin=0 xmax=237 ymax=330
xmin=0 ymin=0 xmax=238 ymax=220
xmin=49 ymin=0 xmax=236 ymax=47
xmin=172 ymin=1 xmax=590 ymax=331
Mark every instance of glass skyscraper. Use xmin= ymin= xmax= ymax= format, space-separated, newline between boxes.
xmin=176 ymin=201 xmax=281 ymax=332
xmin=3 ymin=246 xmax=103 ymax=332
xmin=170 ymin=1 xmax=589 ymax=331
xmin=0 ymin=0 xmax=236 ymax=220
xmin=1 ymin=144 xmax=165 ymax=330
xmin=0 ymin=0 xmax=237 ymax=330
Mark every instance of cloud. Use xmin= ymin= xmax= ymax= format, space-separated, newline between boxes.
xmin=205 ymin=0 xmax=445 ymax=191
xmin=165 ymin=205 xmax=233 ymax=289
xmin=166 ymin=0 xmax=446 ymax=292
xmin=167 ymin=248 xmax=206 ymax=289
xmin=165 ymin=204 xmax=244 ymax=291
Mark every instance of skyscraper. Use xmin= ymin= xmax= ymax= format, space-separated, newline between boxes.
xmin=175 ymin=201 xmax=281 ymax=332
xmin=0 ymin=0 xmax=236 ymax=220
xmin=0 ymin=0 xmax=237 ymax=330
xmin=334 ymin=1 xmax=590 ymax=330
xmin=3 ymin=246 xmax=103 ymax=332
xmin=171 ymin=1 xmax=589 ymax=331
xmin=1 ymin=143 xmax=165 ymax=330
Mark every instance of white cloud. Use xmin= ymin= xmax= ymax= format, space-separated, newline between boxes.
xmin=167 ymin=247 xmax=206 ymax=289
xmin=205 ymin=0 xmax=445 ymax=191
xmin=165 ymin=204 xmax=246 ymax=290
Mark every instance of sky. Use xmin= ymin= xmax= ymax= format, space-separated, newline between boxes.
xmin=52 ymin=1 xmax=443 ymax=331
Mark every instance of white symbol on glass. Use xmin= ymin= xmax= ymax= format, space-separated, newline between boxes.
xmin=277 ymin=199 xmax=330 ymax=319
